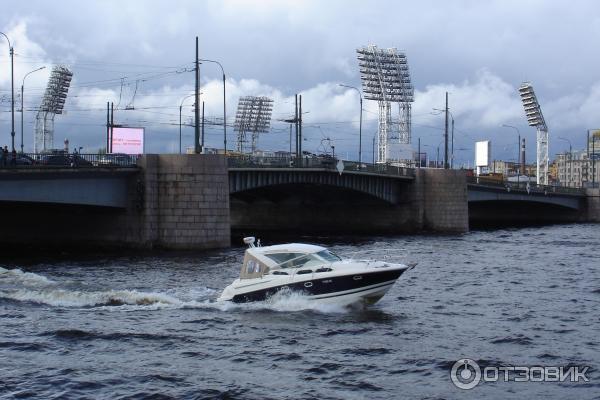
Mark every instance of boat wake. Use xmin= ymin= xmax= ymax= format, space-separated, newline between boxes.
xmin=0 ymin=266 xmax=217 ymax=310
xmin=0 ymin=266 xmax=56 ymax=287
xmin=0 ymin=267 xmax=348 ymax=314
xmin=1 ymin=287 xmax=189 ymax=308
xmin=211 ymin=289 xmax=349 ymax=314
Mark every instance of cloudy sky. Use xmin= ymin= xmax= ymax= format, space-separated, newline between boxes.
xmin=1 ymin=0 xmax=599 ymax=165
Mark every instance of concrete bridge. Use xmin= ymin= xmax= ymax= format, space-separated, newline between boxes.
xmin=466 ymin=177 xmax=589 ymax=226
xmin=0 ymin=154 xmax=598 ymax=249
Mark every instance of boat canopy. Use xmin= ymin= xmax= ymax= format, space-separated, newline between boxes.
xmin=239 ymin=243 xmax=342 ymax=279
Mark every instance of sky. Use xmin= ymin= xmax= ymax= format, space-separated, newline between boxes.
xmin=1 ymin=0 xmax=600 ymax=166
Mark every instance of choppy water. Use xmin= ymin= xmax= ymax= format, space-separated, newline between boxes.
xmin=1 ymin=224 xmax=599 ymax=399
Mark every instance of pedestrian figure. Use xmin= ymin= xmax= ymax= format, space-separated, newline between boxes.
xmin=10 ymin=149 xmax=17 ymax=166
xmin=3 ymin=146 xmax=8 ymax=167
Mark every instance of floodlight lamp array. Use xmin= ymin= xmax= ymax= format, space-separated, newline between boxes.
xmin=518 ymin=82 xmax=546 ymax=131
xmin=357 ymin=45 xmax=414 ymax=103
xmin=233 ymin=96 xmax=274 ymax=134
xmin=39 ymin=66 xmax=73 ymax=115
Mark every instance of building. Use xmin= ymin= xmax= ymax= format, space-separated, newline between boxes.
xmin=556 ymin=149 xmax=600 ymax=188
xmin=491 ymin=160 xmax=536 ymax=178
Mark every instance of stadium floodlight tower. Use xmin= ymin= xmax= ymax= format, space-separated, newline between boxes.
xmin=233 ymin=96 xmax=273 ymax=154
xmin=357 ymin=44 xmax=414 ymax=164
xmin=518 ymin=82 xmax=548 ymax=185
xmin=34 ymin=65 xmax=73 ymax=153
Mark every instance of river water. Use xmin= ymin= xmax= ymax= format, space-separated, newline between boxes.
xmin=1 ymin=224 xmax=599 ymax=399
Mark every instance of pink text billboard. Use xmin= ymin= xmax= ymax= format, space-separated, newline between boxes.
xmin=111 ymin=127 xmax=144 ymax=154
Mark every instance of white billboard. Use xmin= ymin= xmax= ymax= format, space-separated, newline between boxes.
xmin=475 ymin=140 xmax=491 ymax=167
xmin=111 ymin=127 xmax=144 ymax=154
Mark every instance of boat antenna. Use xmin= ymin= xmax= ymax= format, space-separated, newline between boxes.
xmin=243 ymin=237 xmax=256 ymax=248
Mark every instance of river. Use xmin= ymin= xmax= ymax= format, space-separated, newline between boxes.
xmin=1 ymin=224 xmax=599 ymax=399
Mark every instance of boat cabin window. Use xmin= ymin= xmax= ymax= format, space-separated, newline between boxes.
xmin=246 ymin=259 xmax=261 ymax=274
xmin=316 ymin=250 xmax=341 ymax=262
xmin=240 ymin=254 xmax=268 ymax=279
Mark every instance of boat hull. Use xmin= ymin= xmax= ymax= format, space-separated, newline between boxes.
xmin=227 ymin=268 xmax=405 ymax=306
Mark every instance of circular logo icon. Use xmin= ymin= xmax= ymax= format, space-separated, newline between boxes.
xmin=450 ymin=358 xmax=481 ymax=390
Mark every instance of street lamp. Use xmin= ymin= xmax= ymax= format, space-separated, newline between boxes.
xmin=501 ymin=124 xmax=521 ymax=180
xmin=558 ymin=137 xmax=573 ymax=187
xmin=21 ymin=66 xmax=45 ymax=153
xmin=0 ymin=32 xmax=15 ymax=152
xmin=339 ymin=84 xmax=363 ymax=165
xmin=199 ymin=59 xmax=227 ymax=154
xmin=179 ymin=93 xmax=195 ymax=154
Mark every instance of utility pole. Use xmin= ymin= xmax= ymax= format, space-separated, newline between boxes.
xmin=593 ymin=134 xmax=597 ymax=188
xmin=110 ymin=102 xmax=114 ymax=153
xmin=295 ymin=94 xmax=299 ymax=160
xmin=587 ymin=130 xmax=590 ymax=186
xmin=451 ymin=118 xmax=454 ymax=169
xmin=106 ymin=102 xmax=110 ymax=152
xmin=418 ymin=137 xmax=421 ymax=168
xmin=299 ymin=94 xmax=303 ymax=166
xmin=194 ymin=36 xmax=201 ymax=154
xmin=201 ymin=101 xmax=205 ymax=151
xmin=444 ymin=91 xmax=449 ymax=169
xmin=372 ymin=135 xmax=375 ymax=164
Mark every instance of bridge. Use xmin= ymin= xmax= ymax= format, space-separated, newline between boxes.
xmin=466 ymin=176 xmax=588 ymax=226
xmin=228 ymin=157 xmax=414 ymax=204
xmin=0 ymin=154 xmax=598 ymax=249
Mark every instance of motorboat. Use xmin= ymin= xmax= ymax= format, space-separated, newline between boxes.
xmin=217 ymin=237 xmax=416 ymax=307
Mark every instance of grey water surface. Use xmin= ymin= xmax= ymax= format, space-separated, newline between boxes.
xmin=1 ymin=224 xmax=599 ymax=399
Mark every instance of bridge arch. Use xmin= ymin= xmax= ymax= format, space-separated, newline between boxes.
xmin=229 ymin=169 xmax=413 ymax=205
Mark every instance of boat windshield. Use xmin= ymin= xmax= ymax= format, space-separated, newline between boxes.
xmin=264 ymin=250 xmax=341 ymax=268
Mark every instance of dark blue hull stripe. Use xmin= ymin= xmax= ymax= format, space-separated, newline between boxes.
xmin=311 ymin=280 xmax=396 ymax=300
xmin=231 ymin=269 xmax=404 ymax=303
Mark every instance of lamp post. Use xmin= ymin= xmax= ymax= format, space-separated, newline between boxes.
xmin=179 ymin=93 xmax=196 ymax=154
xmin=199 ymin=59 xmax=227 ymax=154
xmin=339 ymin=84 xmax=363 ymax=164
xmin=558 ymin=137 xmax=573 ymax=187
xmin=21 ymin=66 xmax=45 ymax=153
xmin=501 ymin=124 xmax=521 ymax=180
xmin=0 ymin=32 xmax=15 ymax=152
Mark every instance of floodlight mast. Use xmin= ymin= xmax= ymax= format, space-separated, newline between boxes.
xmin=357 ymin=45 xmax=414 ymax=164
xmin=34 ymin=66 xmax=73 ymax=153
xmin=518 ymin=82 xmax=548 ymax=185
xmin=233 ymin=96 xmax=273 ymax=153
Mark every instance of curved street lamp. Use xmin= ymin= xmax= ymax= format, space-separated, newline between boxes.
xmin=0 ymin=32 xmax=15 ymax=152
xmin=339 ymin=84 xmax=363 ymax=164
xmin=179 ymin=93 xmax=196 ymax=154
xmin=199 ymin=59 xmax=227 ymax=154
xmin=21 ymin=66 xmax=46 ymax=153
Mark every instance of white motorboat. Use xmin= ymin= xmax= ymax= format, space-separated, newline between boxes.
xmin=217 ymin=237 xmax=415 ymax=307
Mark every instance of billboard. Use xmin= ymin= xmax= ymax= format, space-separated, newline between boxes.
xmin=475 ymin=140 xmax=491 ymax=167
xmin=387 ymin=143 xmax=413 ymax=162
xmin=111 ymin=127 xmax=144 ymax=154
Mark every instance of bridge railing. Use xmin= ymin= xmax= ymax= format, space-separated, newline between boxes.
xmin=227 ymin=155 xmax=416 ymax=178
xmin=467 ymin=176 xmax=586 ymax=196
xmin=0 ymin=153 xmax=140 ymax=168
